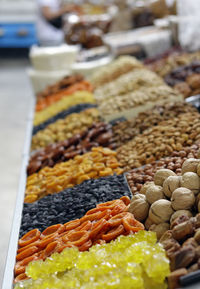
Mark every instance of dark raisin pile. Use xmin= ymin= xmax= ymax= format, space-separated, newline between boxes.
xmin=20 ymin=174 xmax=131 ymax=237
xmin=32 ymin=103 xmax=97 ymax=135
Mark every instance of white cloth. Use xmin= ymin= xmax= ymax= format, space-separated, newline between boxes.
xmin=36 ymin=0 xmax=64 ymax=46
xmin=177 ymin=0 xmax=200 ymax=51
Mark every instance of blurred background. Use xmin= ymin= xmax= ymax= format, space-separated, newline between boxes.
xmin=1 ymin=0 xmax=200 ymax=285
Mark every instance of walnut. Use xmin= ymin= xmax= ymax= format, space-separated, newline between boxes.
xmin=198 ymin=200 xmax=200 ymax=213
xmin=154 ymin=169 xmax=176 ymax=186
xmin=140 ymin=182 xmax=154 ymax=195
xmin=145 ymin=184 xmax=164 ymax=204
xmin=170 ymin=210 xmax=193 ymax=225
xmin=149 ymin=199 xmax=174 ymax=224
xmin=182 ymin=158 xmax=200 ymax=174
xmin=145 ymin=216 xmax=154 ymax=229
xmin=128 ymin=194 xmax=149 ymax=221
xmin=163 ymin=176 xmax=181 ymax=198
xmin=171 ymin=187 xmax=195 ymax=210
xmin=149 ymin=222 xmax=170 ymax=240
xmin=181 ymin=172 xmax=200 ymax=195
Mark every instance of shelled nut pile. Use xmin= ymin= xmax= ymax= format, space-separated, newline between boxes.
xmin=95 ymin=69 xmax=165 ymax=102
xmin=117 ymin=112 xmax=200 ymax=171
xmin=98 ymin=85 xmax=182 ymax=119
xmin=34 ymin=91 xmax=95 ymax=126
xmin=165 ymin=61 xmax=200 ymax=98
xmin=113 ymin=102 xmax=197 ymax=147
xmin=31 ymin=108 xmax=100 ymax=150
xmin=28 ymin=122 xmax=116 ymax=175
xmin=25 ymin=147 xmax=123 ymax=203
xmin=90 ymin=55 xmax=143 ymax=89
xmin=126 ymin=143 xmax=200 ymax=194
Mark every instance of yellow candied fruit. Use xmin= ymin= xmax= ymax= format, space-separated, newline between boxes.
xmin=15 ymin=231 xmax=170 ymax=289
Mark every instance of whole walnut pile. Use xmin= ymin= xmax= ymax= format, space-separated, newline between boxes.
xmin=36 ymin=74 xmax=83 ymax=102
xmin=117 ymin=112 xmax=200 ymax=171
xmin=164 ymin=61 xmax=200 ymax=98
xmin=129 ymin=158 xmax=200 ymax=243
xmin=113 ymin=102 xmax=197 ymax=148
xmin=28 ymin=122 xmax=116 ymax=175
xmin=126 ymin=143 xmax=200 ymax=194
xmin=160 ymin=213 xmax=200 ymax=289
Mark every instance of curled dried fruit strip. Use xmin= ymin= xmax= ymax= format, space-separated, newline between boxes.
xmin=17 ymin=241 xmax=40 ymax=254
xmin=41 ymin=224 xmax=65 ymax=238
xmin=64 ymin=219 xmax=81 ymax=231
xmin=16 ymin=246 xmax=38 ymax=262
xmin=38 ymin=233 xmax=59 ymax=249
xmin=15 ymin=254 xmax=38 ymax=276
xmin=78 ymin=239 xmax=92 ymax=252
xmin=66 ymin=231 xmax=90 ymax=247
xmin=102 ymin=225 xmax=125 ymax=242
xmin=42 ymin=241 xmax=60 ymax=259
xmin=122 ymin=213 xmax=144 ymax=233
xmin=18 ymin=229 xmax=40 ymax=247
xmin=14 ymin=273 xmax=30 ymax=283
xmin=90 ymin=219 xmax=108 ymax=240
xmin=108 ymin=212 xmax=128 ymax=227
xmin=74 ymin=221 xmax=92 ymax=232
xmin=120 ymin=196 xmax=131 ymax=206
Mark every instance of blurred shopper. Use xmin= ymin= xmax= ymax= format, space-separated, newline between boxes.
xmin=36 ymin=0 xmax=73 ymax=46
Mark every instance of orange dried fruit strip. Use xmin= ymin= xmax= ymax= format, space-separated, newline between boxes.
xmin=16 ymin=246 xmax=38 ymax=262
xmin=120 ymin=196 xmax=131 ymax=206
xmin=18 ymin=229 xmax=40 ymax=247
xmin=122 ymin=213 xmax=144 ymax=233
xmin=14 ymin=273 xmax=30 ymax=283
xmin=108 ymin=212 xmax=128 ymax=227
xmin=64 ymin=219 xmax=81 ymax=231
xmin=90 ymin=219 xmax=109 ymax=240
xmin=66 ymin=231 xmax=90 ymax=247
xmin=41 ymin=224 xmax=65 ymax=238
xmin=17 ymin=241 xmax=40 ymax=254
xmin=78 ymin=239 xmax=92 ymax=252
xmin=102 ymin=225 xmax=125 ymax=242
xmin=15 ymin=254 xmax=39 ymax=276
xmin=37 ymin=232 xmax=59 ymax=249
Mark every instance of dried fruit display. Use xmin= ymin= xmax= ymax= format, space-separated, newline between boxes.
xmin=31 ymin=108 xmax=99 ymax=150
xmin=15 ymin=197 xmax=145 ymax=282
xmin=32 ymin=103 xmax=96 ymax=135
xmin=117 ymin=112 xmax=200 ymax=171
xmin=164 ymin=61 xmax=200 ymax=98
xmin=36 ymin=80 xmax=93 ymax=112
xmin=33 ymin=91 xmax=95 ymax=126
xmin=20 ymin=175 xmax=131 ymax=236
xmin=28 ymin=122 xmax=116 ymax=175
xmin=14 ymin=231 xmax=170 ymax=289
xmin=25 ymin=147 xmax=123 ymax=203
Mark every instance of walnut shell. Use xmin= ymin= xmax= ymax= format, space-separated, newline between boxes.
xmin=171 ymin=187 xmax=195 ymax=211
xmin=197 ymin=163 xmax=200 ymax=177
xmin=128 ymin=194 xmax=149 ymax=221
xmin=163 ymin=176 xmax=181 ymax=198
xmin=198 ymin=200 xmax=200 ymax=213
xmin=154 ymin=169 xmax=176 ymax=186
xmin=145 ymin=184 xmax=164 ymax=204
xmin=145 ymin=216 xmax=154 ymax=229
xmin=149 ymin=223 xmax=170 ymax=240
xmin=170 ymin=210 xmax=193 ymax=224
xmin=182 ymin=158 xmax=200 ymax=175
xmin=140 ymin=182 xmax=154 ymax=195
xmin=149 ymin=199 xmax=174 ymax=224
xmin=181 ymin=172 xmax=200 ymax=195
